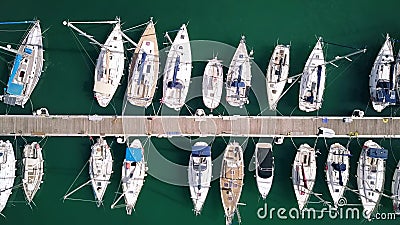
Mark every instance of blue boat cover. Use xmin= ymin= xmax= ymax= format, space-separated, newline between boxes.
xmin=137 ymin=52 xmax=147 ymax=85
xmin=191 ymin=145 xmax=211 ymax=157
xmin=6 ymin=54 xmax=24 ymax=96
xmin=24 ymin=48 xmax=32 ymax=54
xmin=126 ymin=147 xmax=143 ymax=162
xmin=376 ymin=81 xmax=397 ymax=104
xmin=167 ymin=55 xmax=183 ymax=89
xmin=332 ymin=163 xmax=346 ymax=171
xmin=367 ymin=148 xmax=388 ymax=159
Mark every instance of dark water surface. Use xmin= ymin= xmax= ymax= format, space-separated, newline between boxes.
xmin=0 ymin=0 xmax=400 ymax=224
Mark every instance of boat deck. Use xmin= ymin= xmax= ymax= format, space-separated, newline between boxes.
xmin=0 ymin=115 xmax=398 ymax=137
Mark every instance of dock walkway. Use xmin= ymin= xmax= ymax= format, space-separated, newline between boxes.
xmin=0 ymin=115 xmax=398 ymax=138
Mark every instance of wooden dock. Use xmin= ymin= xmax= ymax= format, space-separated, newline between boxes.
xmin=0 ymin=115 xmax=398 ymax=138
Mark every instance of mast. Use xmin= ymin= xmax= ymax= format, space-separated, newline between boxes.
xmin=0 ymin=45 xmax=22 ymax=55
xmin=0 ymin=21 xmax=35 ymax=25
xmin=63 ymin=20 xmax=109 ymax=48
xmin=325 ymin=48 xmax=367 ymax=67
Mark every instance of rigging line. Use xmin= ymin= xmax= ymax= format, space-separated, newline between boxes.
xmin=69 ymin=27 xmax=96 ymax=68
xmin=289 ymin=136 xmax=297 ymax=150
xmin=20 ymin=135 xmax=27 ymax=145
xmin=155 ymin=102 xmax=162 ymax=116
xmin=38 ymin=136 xmax=49 ymax=149
xmin=110 ymin=100 xmax=118 ymax=117
xmin=29 ymin=99 xmax=34 ymax=113
xmin=184 ymin=103 xmax=194 ymax=116
xmin=151 ymin=102 xmax=156 ymax=116
xmin=323 ymin=41 xmax=362 ymax=50
xmin=275 ymin=108 xmax=284 ymax=116
xmin=313 ymin=135 xmax=319 ymax=150
xmin=323 ymin=136 xmax=329 ymax=152
xmin=122 ymin=21 xmax=149 ymax=33
xmin=111 ymin=179 xmax=123 ymax=207
xmin=325 ymin=53 xmax=364 ymax=89
xmin=63 ymin=159 xmax=90 ymax=197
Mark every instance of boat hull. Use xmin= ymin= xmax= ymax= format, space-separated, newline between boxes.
xmin=369 ymin=34 xmax=396 ymax=112
xmin=325 ymin=143 xmax=350 ymax=207
xmin=126 ymin=20 xmax=159 ymax=108
xmin=226 ymin=37 xmax=251 ymax=107
xmin=22 ymin=142 xmax=44 ymax=203
xmin=299 ymin=37 xmax=325 ymax=112
xmin=266 ymin=45 xmax=290 ymax=110
xmin=202 ymin=58 xmax=223 ymax=110
xmin=121 ymin=139 xmax=146 ymax=214
xmin=3 ymin=21 xmax=43 ymax=108
xmin=220 ymin=142 xmax=244 ymax=225
xmin=292 ymin=143 xmax=316 ymax=211
xmin=162 ymin=24 xmax=191 ymax=110
xmin=188 ymin=142 xmax=212 ymax=215
xmin=357 ymin=140 xmax=387 ymax=219
xmin=255 ymin=143 xmax=274 ymax=200
xmin=89 ymin=138 xmax=113 ymax=207
xmin=94 ymin=22 xmax=124 ymax=107
xmin=0 ymin=140 xmax=16 ymax=212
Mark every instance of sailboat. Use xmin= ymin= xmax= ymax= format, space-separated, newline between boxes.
xmin=220 ymin=142 xmax=244 ymax=225
xmin=292 ymin=143 xmax=316 ymax=211
xmin=255 ymin=143 xmax=274 ymax=200
xmin=392 ymin=159 xmax=400 ymax=215
xmin=202 ymin=57 xmax=223 ymax=111
xmin=22 ymin=142 xmax=44 ymax=203
xmin=357 ymin=140 xmax=388 ymax=220
xmin=266 ymin=44 xmax=290 ymax=110
xmin=89 ymin=137 xmax=113 ymax=207
xmin=325 ymin=143 xmax=350 ymax=207
xmin=125 ymin=18 xmax=159 ymax=108
xmin=188 ymin=142 xmax=212 ymax=215
xmin=226 ymin=36 xmax=252 ymax=107
xmin=119 ymin=139 xmax=147 ymax=215
xmin=298 ymin=37 xmax=325 ymax=112
xmin=162 ymin=24 xmax=191 ymax=110
xmin=0 ymin=20 xmax=43 ymax=107
xmin=369 ymin=34 xmax=396 ymax=112
xmin=63 ymin=19 xmax=124 ymax=107
xmin=0 ymin=140 xmax=16 ymax=213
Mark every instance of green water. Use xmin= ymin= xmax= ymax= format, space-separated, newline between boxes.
xmin=0 ymin=0 xmax=400 ymax=224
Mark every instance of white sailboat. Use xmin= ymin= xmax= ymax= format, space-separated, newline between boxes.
xmin=370 ymin=34 xmax=396 ymax=112
xmin=63 ymin=19 xmax=124 ymax=107
xmin=357 ymin=140 xmax=388 ymax=220
xmin=117 ymin=139 xmax=147 ymax=215
xmin=89 ymin=137 xmax=113 ymax=207
xmin=22 ymin=142 xmax=44 ymax=203
xmin=392 ymin=159 xmax=400 ymax=215
xmin=162 ymin=24 xmax=191 ymax=110
xmin=266 ymin=44 xmax=290 ymax=110
xmin=220 ymin=142 xmax=244 ymax=225
xmin=255 ymin=143 xmax=274 ymax=200
xmin=226 ymin=36 xmax=252 ymax=107
xmin=299 ymin=37 xmax=325 ymax=112
xmin=0 ymin=20 xmax=43 ymax=108
xmin=292 ymin=143 xmax=316 ymax=211
xmin=0 ymin=140 xmax=16 ymax=213
xmin=325 ymin=143 xmax=350 ymax=207
xmin=202 ymin=57 xmax=223 ymax=111
xmin=188 ymin=142 xmax=212 ymax=215
xmin=125 ymin=18 xmax=159 ymax=108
